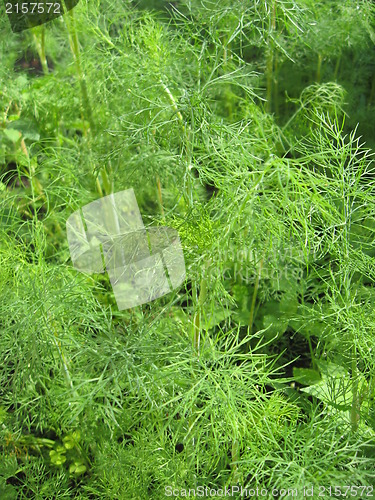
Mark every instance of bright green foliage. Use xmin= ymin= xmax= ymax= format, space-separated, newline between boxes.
xmin=1 ymin=0 xmax=375 ymax=497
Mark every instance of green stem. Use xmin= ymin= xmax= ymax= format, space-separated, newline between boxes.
xmin=222 ymin=36 xmax=233 ymax=119
xmin=192 ymin=265 xmax=208 ymax=358
xmin=160 ymin=79 xmax=194 ymax=207
xmin=248 ymin=257 xmax=263 ymax=334
xmin=161 ymin=78 xmax=201 ymax=484
xmin=266 ymin=0 xmax=277 ymax=114
xmin=231 ymin=438 xmax=241 ymax=485
xmin=156 ymin=175 xmax=165 ymax=222
xmin=101 ymin=165 xmax=112 ymax=195
xmin=63 ymin=5 xmax=113 ymax=196
xmin=333 ymin=53 xmax=341 ymax=81
xmin=64 ymin=8 xmax=95 ymax=134
xmin=266 ymin=47 xmax=274 ymax=114
xmin=48 ymin=314 xmax=79 ymax=400
xmin=189 ymin=261 xmax=210 ymax=489
xmin=274 ymin=51 xmax=279 ymax=118
xmin=307 ymin=335 xmax=317 ymax=371
xmin=160 ymin=80 xmax=184 ymax=129
xmin=368 ymin=73 xmax=375 ymax=108
xmin=351 ymin=344 xmax=360 ymax=432
xmin=32 ymin=26 xmax=49 ymax=75
xmin=316 ymin=53 xmax=322 ymax=83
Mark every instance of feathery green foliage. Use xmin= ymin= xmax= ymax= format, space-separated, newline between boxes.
xmin=1 ymin=0 xmax=375 ymax=497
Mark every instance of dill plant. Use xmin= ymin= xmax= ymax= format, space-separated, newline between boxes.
xmin=1 ymin=0 xmax=375 ymax=497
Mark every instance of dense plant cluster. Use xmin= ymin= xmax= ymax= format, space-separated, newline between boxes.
xmin=1 ymin=0 xmax=375 ymax=497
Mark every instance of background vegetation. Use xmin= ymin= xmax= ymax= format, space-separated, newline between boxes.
xmin=1 ymin=0 xmax=375 ymax=497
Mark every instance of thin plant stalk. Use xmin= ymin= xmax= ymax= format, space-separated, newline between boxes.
xmin=334 ymin=53 xmax=341 ymax=81
xmin=160 ymin=79 xmax=194 ymax=206
xmin=63 ymin=4 xmax=112 ymax=196
xmin=274 ymin=51 xmax=279 ymax=117
xmin=189 ymin=263 xmax=209 ymax=489
xmin=161 ymin=79 xmax=210 ymax=482
xmin=248 ymin=257 xmax=263 ymax=335
xmin=368 ymin=73 xmax=375 ymax=108
xmin=266 ymin=46 xmax=274 ymax=114
xmin=266 ymin=0 xmax=277 ymax=114
xmin=231 ymin=438 xmax=241 ymax=485
xmin=160 ymin=80 xmax=184 ymax=130
xmin=248 ymin=236 xmax=269 ymax=336
xmin=32 ymin=26 xmax=49 ymax=75
xmin=156 ymin=174 xmax=165 ymax=222
xmin=64 ymin=7 xmax=95 ymax=135
xmin=26 ymin=140 xmax=76 ymax=398
xmin=222 ymin=36 xmax=233 ymax=119
xmin=351 ymin=344 xmax=360 ymax=432
xmin=316 ymin=53 xmax=322 ymax=83
xmin=192 ymin=266 xmax=208 ymax=358
xmin=339 ymin=152 xmax=360 ymax=432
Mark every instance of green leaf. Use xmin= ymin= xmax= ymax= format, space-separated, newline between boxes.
xmin=15 ymin=75 xmax=28 ymax=89
xmin=10 ymin=119 xmax=40 ymax=141
xmin=300 ymin=361 xmax=352 ymax=411
xmin=3 ymin=129 xmax=20 ymax=143
xmin=201 ymin=306 xmax=232 ymax=330
xmin=49 ymin=449 xmax=67 ymax=466
xmin=23 ymin=131 xmax=40 ymax=141
xmin=293 ymin=367 xmax=321 ymax=386
xmin=0 ymin=480 xmax=18 ymax=500
xmin=317 ymin=359 xmax=347 ymax=378
xmin=63 ymin=431 xmax=81 ymax=449
xmin=0 ymin=405 xmax=7 ymax=424
xmin=69 ymin=462 xmax=87 ymax=476
xmin=262 ymin=314 xmax=288 ymax=337
xmin=279 ymin=292 xmax=298 ymax=317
